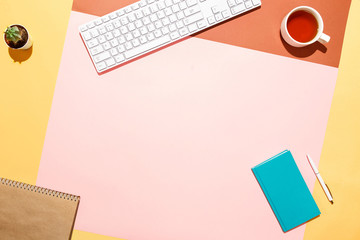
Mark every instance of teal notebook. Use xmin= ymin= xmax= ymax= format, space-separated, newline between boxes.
xmin=252 ymin=150 xmax=320 ymax=232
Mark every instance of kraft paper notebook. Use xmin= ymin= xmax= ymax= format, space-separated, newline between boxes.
xmin=0 ymin=178 xmax=80 ymax=240
xmin=252 ymin=150 xmax=320 ymax=232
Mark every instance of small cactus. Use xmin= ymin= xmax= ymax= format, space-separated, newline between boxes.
xmin=5 ymin=26 xmax=22 ymax=44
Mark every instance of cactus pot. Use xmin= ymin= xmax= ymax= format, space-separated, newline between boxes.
xmin=4 ymin=24 xmax=32 ymax=50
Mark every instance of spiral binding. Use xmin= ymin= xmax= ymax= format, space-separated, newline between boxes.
xmin=0 ymin=178 xmax=80 ymax=202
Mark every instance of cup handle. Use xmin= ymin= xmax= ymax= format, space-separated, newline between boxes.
xmin=318 ymin=33 xmax=330 ymax=44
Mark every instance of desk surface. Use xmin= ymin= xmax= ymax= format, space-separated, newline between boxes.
xmin=0 ymin=0 xmax=359 ymax=239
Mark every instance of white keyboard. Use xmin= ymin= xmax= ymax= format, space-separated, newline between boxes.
xmin=79 ymin=0 xmax=261 ymax=73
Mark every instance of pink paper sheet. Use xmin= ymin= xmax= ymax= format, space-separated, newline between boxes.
xmin=37 ymin=11 xmax=338 ymax=240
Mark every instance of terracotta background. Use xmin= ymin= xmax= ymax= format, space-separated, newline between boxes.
xmin=72 ymin=0 xmax=351 ymax=67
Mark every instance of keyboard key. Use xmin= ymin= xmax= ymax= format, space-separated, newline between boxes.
xmin=90 ymin=29 xmax=99 ymax=38
xmin=96 ymin=61 xmax=107 ymax=71
xmin=106 ymin=23 xmax=114 ymax=31
xmin=179 ymin=27 xmax=189 ymax=36
xmin=157 ymin=1 xmax=166 ymax=9
xmin=136 ymin=10 xmax=144 ymax=19
xmin=150 ymin=14 xmax=158 ymax=22
xmin=135 ymin=20 xmax=143 ymax=28
xmin=128 ymin=23 xmax=136 ymax=31
xmin=183 ymin=12 xmax=203 ymax=25
xmin=197 ymin=19 xmax=207 ymax=28
xmin=184 ymin=5 xmax=201 ymax=16
xmin=94 ymin=51 xmax=111 ymax=63
xmin=165 ymin=0 xmax=173 ymax=7
xmin=115 ymin=54 xmax=125 ymax=62
xmin=113 ymin=29 xmax=121 ymax=37
xmin=162 ymin=17 xmax=170 ymax=25
xmin=87 ymin=22 xmax=95 ymax=29
xmin=120 ymin=17 xmax=129 ymax=25
xmin=179 ymin=1 xmax=187 ymax=10
xmin=140 ymin=1 xmax=147 ymax=7
xmin=110 ymin=13 xmax=117 ymax=19
xmin=139 ymin=36 xmax=148 ymax=43
xmin=132 ymin=38 xmax=141 ymax=47
xmin=120 ymin=26 xmax=129 ymax=34
xmin=156 ymin=10 xmax=165 ymax=19
xmin=164 ymin=7 xmax=173 ymax=16
xmin=118 ymin=36 xmax=126 ymax=44
xmin=83 ymin=32 xmax=92 ymax=41
xmin=140 ymin=26 xmax=148 ymax=35
xmin=215 ymin=13 xmax=223 ymax=21
xmin=110 ymin=48 xmax=118 ymax=56
xmin=169 ymin=23 xmax=177 ymax=31
xmin=170 ymin=31 xmax=180 ymax=39
xmin=113 ymin=20 xmax=121 ymax=28
xmin=125 ymin=42 xmax=133 ymax=50
xmin=103 ymin=42 xmax=111 ymax=50
xmin=98 ymin=35 xmax=106 ymax=43
xmin=207 ymin=16 xmax=215 ymax=24
xmin=125 ymin=33 xmax=134 ymax=41
xmin=87 ymin=38 xmax=99 ymax=48
xmin=125 ymin=6 xmax=132 ymax=13
xmin=228 ymin=0 xmax=236 ymax=7
xmin=245 ymin=1 xmax=253 ymax=8
xmin=177 ymin=11 xmax=185 ymax=19
xmin=154 ymin=29 xmax=162 ymax=37
xmin=95 ymin=19 xmax=103 ymax=25
xmin=128 ymin=13 xmax=136 ymax=22
xmin=186 ymin=0 xmax=197 ymax=7
xmin=188 ymin=23 xmax=198 ymax=32
xmin=147 ymin=32 xmax=155 ymax=41
xmin=133 ymin=29 xmax=141 ymax=38
xmin=117 ymin=45 xmax=126 ymax=52
xmin=211 ymin=6 xmax=219 ymax=13
xmin=172 ymin=4 xmax=180 ymax=13
xmin=102 ymin=15 xmax=110 ymax=22
xmin=105 ymin=32 xmax=114 ymax=40
xmin=110 ymin=39 xmax=119 ymax=47
xmin=161 ymin=26 xmax=170 ymax=34
xmin=222 ymin=9 xmax=230 ymax=18
xmin=176 ymin=20 xmax=184 ymax=28
xmin=143 ymin=16 xmax=151 ymax=25
xmin=155 ymin=20 xmax=163 ymax=29
xmin=90 ymin=45 xmax=104 ymax=55
xmin=231 ymin=3 xmax=245 ymax=14
xmin=116 ymin=9 xmax=125 ymax=16
xmin=151 ymin=4 xmax=159 ymax=13
xmin=125 ymin=35 xmax=171 ymax=59
xmin=79 ymin=25 xmax=87 ymax=32
xmin=99 ymin=27 xmax=106 ymax=34
xmin=147 ymin=23 xmax=156 ymax=32
xmin=169 ymin=14 xmax=177 ymax=23
xmin=143 ymin=7 xmax=151 ymax=16
xmin=235 ymin=0 xmax=243 ymax=4
xmin=106 ymin=58 xmax=116 ymax=66
xmin=132 ymin=3 xmax=140 ymax=10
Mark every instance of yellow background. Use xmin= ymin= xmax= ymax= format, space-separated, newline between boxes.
xmin=0 ymin=0 xmax=359 ymax=239
xmin=303 ymin=0 xmax=360 ymax=239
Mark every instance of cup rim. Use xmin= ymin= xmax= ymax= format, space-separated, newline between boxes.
xmin=283 ymin=6 xmax=324 ymax=46
xmin=3 ymin=24 xmax=30 ymax=49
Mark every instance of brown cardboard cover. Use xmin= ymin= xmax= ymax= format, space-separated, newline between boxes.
xmin=0 ymin=178 xmax=79 ymax=240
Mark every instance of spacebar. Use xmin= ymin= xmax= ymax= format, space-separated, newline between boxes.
xmin=125 ymin=35 xmax=171 ymax=59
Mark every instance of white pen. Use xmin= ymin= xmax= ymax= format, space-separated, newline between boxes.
xmin=306 ymin=154 xmax=333 ymax=204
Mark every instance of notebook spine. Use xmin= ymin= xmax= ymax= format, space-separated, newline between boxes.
xmin=0 ymin=178 xmax=80 ymax=202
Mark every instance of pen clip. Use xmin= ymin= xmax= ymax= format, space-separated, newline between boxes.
xmin=325 ymin=183 xmax=333 ymax=198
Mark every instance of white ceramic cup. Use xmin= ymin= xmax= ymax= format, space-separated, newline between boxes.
xmin=280 ymin=6 xmax=330 ymax=47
